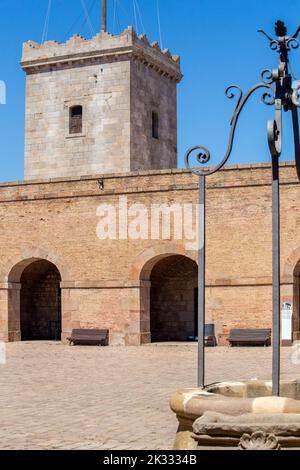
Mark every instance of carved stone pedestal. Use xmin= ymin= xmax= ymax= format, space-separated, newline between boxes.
xmin=193 ymin=412 xmax=300 ymax=450
xmin=170 ymin=380 xmax=300 ymax=450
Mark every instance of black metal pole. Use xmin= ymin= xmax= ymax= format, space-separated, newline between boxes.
xmin=198 ymin=175 xmax=205 ymax=388
xmin=272 ymin=155 xmax=280 ymax=396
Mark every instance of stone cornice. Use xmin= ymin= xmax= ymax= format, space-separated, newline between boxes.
xmin=0 ymin=162 xmax=296 ymax=189
xmin=0 ymin=162 xmax=299 ymax=204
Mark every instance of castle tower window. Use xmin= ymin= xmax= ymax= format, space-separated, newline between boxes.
xmin=152 ymin=111 xmax=159 ymax=139
xmin=69 ymin=105 xmax=83 ymax=134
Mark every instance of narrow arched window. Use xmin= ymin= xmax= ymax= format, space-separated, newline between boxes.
xmin=152 ymin=111 xmax=159 ymax=139
xmin=69 ymin=105 xmax=83 ymax=134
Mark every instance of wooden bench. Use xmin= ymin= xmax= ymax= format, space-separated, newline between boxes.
xmin=228 ymin=328 xmax=271 ymax=347
xmin=67 ymin=329 xmax=109 ymax=346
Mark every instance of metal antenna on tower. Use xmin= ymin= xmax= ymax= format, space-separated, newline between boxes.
xmin=102 ymin=0 xmax=107 ymax=32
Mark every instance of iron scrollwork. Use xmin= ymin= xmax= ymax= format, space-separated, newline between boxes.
xmin=185 ymin=20 xmax=300 ymax=175
xmin=185 ymin=82 xmax=274 ymax=176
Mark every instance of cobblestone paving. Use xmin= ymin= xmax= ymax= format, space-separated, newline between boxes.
xmin=0 ymin=342 xmax=299 ymax=450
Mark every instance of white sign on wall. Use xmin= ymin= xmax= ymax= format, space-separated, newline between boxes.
xmin=282 ymin=302 xmax=293 ymax=341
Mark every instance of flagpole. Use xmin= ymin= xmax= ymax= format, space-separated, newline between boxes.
xmin=102 ymin=0 xmax=107 ymax=32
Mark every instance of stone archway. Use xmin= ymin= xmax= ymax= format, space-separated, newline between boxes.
xmin=139 ymin=253 xmax=198 ymax=343
xmin=150 ymin=255 xmax=198 ymax=341
xmin=7 ymin=258 xmax=62 ymax=342
xmin=283 ymin=248 xmax=300 ymax=342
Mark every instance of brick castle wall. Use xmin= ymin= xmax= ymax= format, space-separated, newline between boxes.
xmin=0 ymin=162 xmax=299 ymax=345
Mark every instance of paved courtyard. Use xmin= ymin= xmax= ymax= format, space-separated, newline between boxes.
xmin=0 ymin=342 xmax=299 ymax=450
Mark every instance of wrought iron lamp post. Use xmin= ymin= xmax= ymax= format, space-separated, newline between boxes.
xmin=185 ymin=20 xmax=300 ymax=396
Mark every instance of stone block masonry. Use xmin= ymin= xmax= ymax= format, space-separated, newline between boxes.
xmin=21 ymin=28 xmax=182 ymax=180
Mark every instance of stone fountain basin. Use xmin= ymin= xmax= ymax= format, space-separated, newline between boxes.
xmin=170 ymin=380 xmax=300 ymax=450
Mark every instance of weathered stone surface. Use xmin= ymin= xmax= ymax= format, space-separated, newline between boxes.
xmin=171 ymin=383 xmax=300 ymax=450
xmin=205 ymin=379 xmax=300 ymax=399
xmin=22 ymin=28 xmax=181 ymax=180
xmin=171 ymin=386 xmax=300 ymax=421
xmin=192 ymin=412 xmax=300 ymax=450
xmin=193 ymin=411 xmax=300 ymax=436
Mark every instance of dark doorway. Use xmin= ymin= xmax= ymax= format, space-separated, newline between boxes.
xmin=20 ymin=260 xmax=61 ymax=341
xmin=150 ymin=255 xmax=198 ymax=342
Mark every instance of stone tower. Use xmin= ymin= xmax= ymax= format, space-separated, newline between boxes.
xmin=21 ymin=27 xmax=182 ymax=180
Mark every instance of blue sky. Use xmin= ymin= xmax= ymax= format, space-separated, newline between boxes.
xmin=0 ymin=0 xmax=300 ymax=181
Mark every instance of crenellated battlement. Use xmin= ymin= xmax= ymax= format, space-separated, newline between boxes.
xmin=21 ymin=27 xmax=181 ymax=82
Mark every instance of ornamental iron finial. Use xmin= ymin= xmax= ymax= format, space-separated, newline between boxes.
xmin=258 ymin=20 xmax=300 ymax=52
xmin=275 ymin=20 xmax=287 ymax=37
xmin=185 ymin=20 xmax=300 ymax=176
